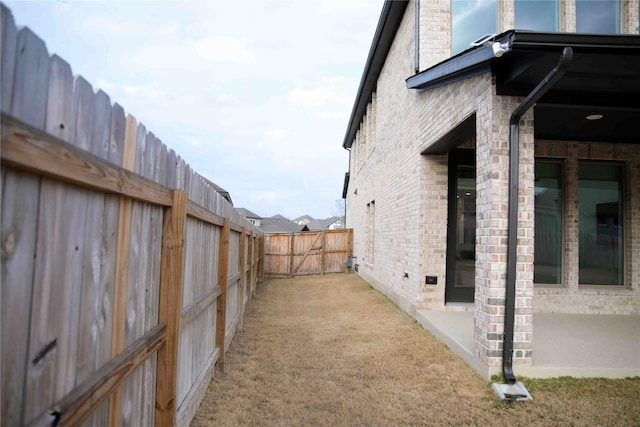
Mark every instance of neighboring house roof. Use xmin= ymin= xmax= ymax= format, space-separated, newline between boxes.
xmin=342 ymin=0 xmax=409 ymax=149
xmin=198 ymin=174 xmax=233 ymax=205
xmin=236 ymin=207 xmax=261 ymax=219
xmin=307 ymin=216 xmax=344 ymax=230
xmin=259 ymin=215 xmax=309 ymax=233
xmin=292 ymin=215 xmax=314 ymax=225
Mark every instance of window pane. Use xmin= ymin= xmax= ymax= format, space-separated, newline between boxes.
xmin=515 ymin=0 xmax=559 ymax=32
xmin=455 ymin=165 xmax=476 ymax=288
xmin=534 ymin=162 xmax=562 ymax=284
xmin=452 ymin=0 xmax=498 ymax=55
xmin=576 ymin=0 xmax=620 ymax=34
xmin=579 ymin=163 xmax=623 ymax=285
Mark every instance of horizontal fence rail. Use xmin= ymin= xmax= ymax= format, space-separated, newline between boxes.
xmin=0 ymin=5 xmax=264 ymax=426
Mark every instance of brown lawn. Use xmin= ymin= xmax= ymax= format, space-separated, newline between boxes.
xmin=191 ymin=274 xmax=640 ymax=426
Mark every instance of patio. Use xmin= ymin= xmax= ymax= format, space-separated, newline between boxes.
xmin=416 ymin=308 xmax=640 ymax=379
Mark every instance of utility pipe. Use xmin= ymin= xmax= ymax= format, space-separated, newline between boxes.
xmin=503 ymin=46 xmax=573 ymax=384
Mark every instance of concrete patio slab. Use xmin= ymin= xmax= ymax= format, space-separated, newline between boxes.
xmin=416 ymin=309 xmax=640 ymax=379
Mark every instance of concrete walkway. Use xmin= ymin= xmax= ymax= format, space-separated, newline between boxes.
xmin=416 ymin=309 xmax=640 ymax=379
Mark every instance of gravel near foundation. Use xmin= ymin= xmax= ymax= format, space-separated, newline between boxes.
xmin=191 ymin=274 xmax=640 ymax=426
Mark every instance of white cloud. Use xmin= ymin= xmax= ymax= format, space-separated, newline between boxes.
xmin=4 ymin=0 xmax=379 ymax=219
xmin=194 ymin=37 xmax=256 ymax=65
xmin=255 ymin=191 xmax=278 ymax=203
xmin=318 ymin=0 xmax=371 ymax=14
xmin=287 ymin=87 xmax=348 ymax=109
xmin=267 ymin=129 xmax=294 ymax=141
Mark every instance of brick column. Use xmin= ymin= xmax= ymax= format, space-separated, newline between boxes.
xmin=474 ymin=88 xmax=534 ymax=375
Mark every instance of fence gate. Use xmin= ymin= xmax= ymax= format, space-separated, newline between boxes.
xmin=264 ymin=229 xmax=353 ymax=277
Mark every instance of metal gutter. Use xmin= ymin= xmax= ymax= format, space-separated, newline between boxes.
xmin=406 ymin=30 xmax=640 ymax=93
xmin=342 ymin=0 xmax=409 ymax=149
xmin=502 ymin=46 xmax=573 ymax=387
xmin=508 ymin=31 xmax=640 ymax=51
xmin=406 ymin=45 xmax=496 ymax=91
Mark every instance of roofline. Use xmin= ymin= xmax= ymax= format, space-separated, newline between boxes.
xmin=342 ymin=0 xmax=409 ymax=149
xmin=407 ymin=30 xmax=640 ymax=91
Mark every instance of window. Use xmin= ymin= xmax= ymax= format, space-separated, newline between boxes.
xmin=534 ymin=161 xmax=563 ymax=284
xmin=451 ymin=0 xmax=498 ymax=55
xmin=534 ymin=160 xmax=625 ymax=287
xmin=578 ymin=163 xmax=623 ymax=285
xmin=515 ymin=0 xmax=559 ymax=32
xmin=576 ymin=0 xmax=620 ymax=34
xmin=366 ymin=201 xmax=375 ymax=263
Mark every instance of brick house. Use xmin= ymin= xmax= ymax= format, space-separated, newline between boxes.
xmin=342 ymin=0 xmax=639 ymax=380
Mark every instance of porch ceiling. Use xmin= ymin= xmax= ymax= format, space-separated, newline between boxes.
xmin=409 ymin=31 xmax=640 ymax=145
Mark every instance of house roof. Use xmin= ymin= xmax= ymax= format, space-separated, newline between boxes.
xmin=292 ymin=215 xmax=314 ymax=224
xmin=307 ymin=216 xmax=344 ymax=231
xmin=342 ymin=0 xmax=409 ymax=149
xmin=407 ymin=30 xmax=640 ymax=145
xmin=236 ymin=208 xmax=261 ymax=219
xmin=259 ymin=215 xmax=309 ymax=234
xmin=198 ymin=174 xmax=233 ymax=205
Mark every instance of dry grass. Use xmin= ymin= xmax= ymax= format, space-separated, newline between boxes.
xmin=191 ymin=274 xmax=640 ymax=426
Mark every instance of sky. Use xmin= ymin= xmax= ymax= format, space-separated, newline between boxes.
xmin=4 ymin=0 xmax=384 ymax=220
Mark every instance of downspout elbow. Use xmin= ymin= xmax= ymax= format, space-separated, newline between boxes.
xmin=510 ymin=47 xmax=573 ymax=127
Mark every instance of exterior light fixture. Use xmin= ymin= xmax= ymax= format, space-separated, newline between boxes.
xmin=492 ymin=42 xmax=510 ymax=58
xmin=586 ymin=114 xmax=603 ymax=120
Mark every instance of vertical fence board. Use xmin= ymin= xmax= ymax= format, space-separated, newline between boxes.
xmin=76 ymin=86 xmax=108 ymax=384
xmin=85 ymin=101 xmax=126 ymax=427
xmin=108 ymin=114 xmax=137 ymax=427
xmin=0 ymin=17 xmax=41 ymax=427
xmin=155 ymin=190 xmax=187 ymax=426
xmin=13 ymin=26 xmax=60 ymax=423
xmin=0 ymin=3 xmax=17 ymax=113
xmin=45 ymin=56 xmax=74 ymax=141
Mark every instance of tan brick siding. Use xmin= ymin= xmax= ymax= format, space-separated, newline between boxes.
xmin=346 ymin=0 xmax=640 ymax=374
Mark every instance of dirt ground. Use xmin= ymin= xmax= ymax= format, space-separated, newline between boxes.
xmin=191 ymin=274 xmax=640 ymax=426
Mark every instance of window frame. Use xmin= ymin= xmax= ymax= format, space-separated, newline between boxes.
xmin=577 ymin=160 xmax=626 ymax=287
xmin=533 ymin=158 xmax=565 ymax=287
xmin=450 ymin=0 xmax=499 ymax=56
xmin=514 ymin=0 xmax=560 ymax=32
xmin=575 ymin=0 xmax=621 ymax=34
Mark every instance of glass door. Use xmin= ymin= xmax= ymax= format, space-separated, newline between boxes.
xmin=446 ymin=149 xmax=476 ymax=302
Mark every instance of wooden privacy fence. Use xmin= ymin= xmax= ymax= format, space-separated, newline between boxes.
xmin=264 ymin=229 xmax=353 ymax=277
xmin=1 ymin=5 xmax=263 ymax=426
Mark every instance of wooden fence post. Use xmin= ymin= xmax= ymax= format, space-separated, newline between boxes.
xmin=215 ymin=219 xmax=230 ymax=373
xmin=155 ymin=190 xmax=187 ymax=427
xmin=248 ymin=231 xmax=255 ymax=296
xmin=260 ymin=236 xmax=265 ymax=284
xmin=321 ymin=230 xmax=326 ymax=275
xmin=289 ymin=233 xmax=295 ymax=278
xmin=238 ymin=226 xmax=246 ymax=329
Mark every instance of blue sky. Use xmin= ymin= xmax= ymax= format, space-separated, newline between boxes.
xmin=4 ymin=0 xmax=384 ymax=219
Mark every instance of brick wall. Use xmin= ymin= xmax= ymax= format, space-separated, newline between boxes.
xmin=346 ymin=0 xmax=640 ymax=375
